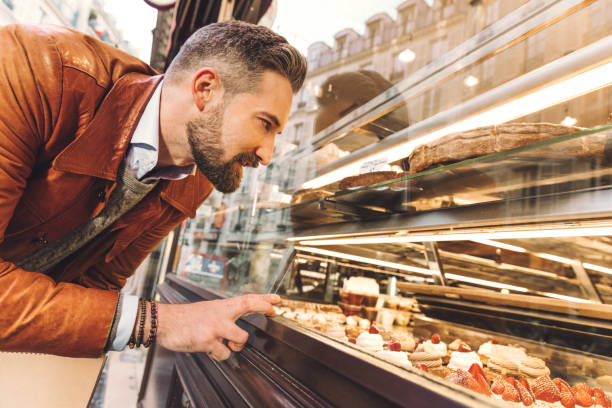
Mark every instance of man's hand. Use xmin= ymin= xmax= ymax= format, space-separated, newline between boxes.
xmin=155 ymin=294 xmax=280 ymax=361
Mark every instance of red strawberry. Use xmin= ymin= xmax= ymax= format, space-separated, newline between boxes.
xmin=532 ymin=376 xmax=561 ymax=403
xmin=519 ymin=378 xmax=532 ymax=393
xmin=572 ymin=384 xmax=593 ymax=397
xmin=502 ymin=381 xmax=521 ymax=403
xmin=348 ymin=338 xmax=356 ymax=344
xmin=389 ymin=342 xmax=401 ymax=352
xmin=574 ymin=390 xmax=593 ymax=407
xmin=514 ymin=380 xmax=535 ymax=406
xmin=490 ymin=338 xmax=499 ymax=344
xmin=553 ymin=378 xmax=575 ymax=408
xmin=418 ymin=337 xmax=425 ymax=344
xmin=593 ymin=388 xmax=612 ymax=408
xmin=506 ymin=377 xmax=517 ymax=386
xmin=474 ymin=372 xmax=491 ymax=396
xmin=368 ymin=325 xmax=379 ymax=334
xmin=468 ymin=363 xmax=485 ymax=380
xmin=416 ymin=364 xmax=428 ymax=372
xmin=451 ymin=369 xmax=482 ymax=394
xmin=492 ymin=376 xmax=506 ymax=395
xmin=458 ymin=343 xmax=471 ymax=352
xmin=431 ymin=334 xmax=440 ymax=344
xmin=314 ymin=325 xmax=322 ymax=331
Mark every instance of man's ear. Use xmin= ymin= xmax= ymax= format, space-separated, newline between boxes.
xmin=191 ymin=68 xmax=221 ymax=111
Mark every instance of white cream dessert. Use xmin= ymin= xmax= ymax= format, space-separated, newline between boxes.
xmin=358 ymin=318 xmax=371 ymax=330
xmin=343 ymin=276 xmax=379 ymax=306
xmin=422 ymin=340 xmax=447 ymax=356
xmin=346 ymin=316 xmax=359 ymax=327
xmin=377 ymin=350 xmax=413 ymax=367
xmin=477 ymin=340 xmax=495 ymax=358
xmin=356 ymin=331 xmax=384 ymax=352
xmin=312 ymin=313 xmax=328 ymax=325
xmin=447 ymin=351 xmax=483 ymax=370
xmin=325 ymin=325 xmax=348 ymax=342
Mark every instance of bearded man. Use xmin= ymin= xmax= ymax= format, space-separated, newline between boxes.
xmin=0 ymin=21 xmax=306 ymax=360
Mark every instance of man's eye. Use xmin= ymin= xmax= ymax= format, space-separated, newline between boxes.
xmin=260 ymin=118 xmax=272 ymax=132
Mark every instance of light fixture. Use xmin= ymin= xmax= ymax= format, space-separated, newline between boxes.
xmin=464 ymin=75 xmax=479 ymax=87
xmin=582 ymin=262 xmax=612 ymax=275
xmin=297 ymin=226 xmax=612 ymax=246
xmin=301 ymin=57 xmax=612 ymax=190
xmin=471 ymin=239 xmax=527 ymax=253
xmin=535 ymin=253 xmax=575 ymax=265
xmin=399 ymin=48 xmax=416 ymax=63
xmin=542 ymin=293 xmax=592 ymax=303
xmin=561 ymin=116 xmax=577 ymax=126
xmin=445 ymin=273 xmax=528 ymax=292
xmin=294 ymin=246 xmax=432 ymax=275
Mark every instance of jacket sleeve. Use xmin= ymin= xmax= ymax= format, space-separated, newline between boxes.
xmin=0 ymin=24 xmax=119 ymax=357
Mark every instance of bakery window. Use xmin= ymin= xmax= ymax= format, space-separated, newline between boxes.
xmin=150 ymin=1 xmax=612 ymax=407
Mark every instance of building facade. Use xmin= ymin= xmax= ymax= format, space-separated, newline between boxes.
xmin=0 ymin=0 xmax=133 ymax=53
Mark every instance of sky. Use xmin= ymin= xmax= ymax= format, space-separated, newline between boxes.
xmin=102 ymin=0 xmax=407 ymax=62
xmin=272 ymin=0 xmax=406 ymax=55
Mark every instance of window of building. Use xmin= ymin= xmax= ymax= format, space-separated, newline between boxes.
xmin=335 ymin=35 xmax=347 ymax=58
xmin=399 ymin=5 xmax=416 ymax=34
xmin=367 ymin=20 xmax=380 ymax=47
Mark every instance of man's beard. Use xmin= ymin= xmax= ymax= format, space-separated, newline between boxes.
xmin=186 ymin=104 xmax=259 ymax=193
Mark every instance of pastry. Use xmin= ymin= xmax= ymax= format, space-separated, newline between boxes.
xmin=338 ymin=171 xmax=405 ymax=190
xmin=377 ymin=343 xmax=412 ymax=368
xmin=408 ymin=123 xmax=598 ymax=174
xmin=325 ymin=324 xmax=348 ymax=342
xmin=518 ymin=356 xmax=550 ymax=378
xmin=290 ymin=188 xmax=332 ymax=204
xmin=447 ymin=351 xmax=483 ymax=371
xmin=356 ymin=327 xmax=384 ymax=352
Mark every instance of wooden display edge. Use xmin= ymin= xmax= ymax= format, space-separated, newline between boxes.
xmin=397 ymin=282 xmax=612 ymax=321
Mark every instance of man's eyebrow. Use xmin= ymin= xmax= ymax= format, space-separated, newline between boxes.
xmin=258 ymin=112 xmax=280 ymax=128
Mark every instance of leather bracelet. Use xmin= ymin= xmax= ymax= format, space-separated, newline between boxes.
xmin=136 ymin=299 xmax=147 ymax=347
xmin=144 ymin=300 xmax=158 ymax=348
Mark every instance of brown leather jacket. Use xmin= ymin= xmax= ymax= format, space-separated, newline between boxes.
xmin=0 ymin=24 xmax=212 ymax=357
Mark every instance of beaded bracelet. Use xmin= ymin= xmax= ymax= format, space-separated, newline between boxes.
xmin=136 ymin=299 xmax=147 ymax=347
xmin=144 ymin=300 xmax=158 ymax=348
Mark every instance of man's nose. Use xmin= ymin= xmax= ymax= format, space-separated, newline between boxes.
xmin=255 ymin=135 xmax=275 ymax=166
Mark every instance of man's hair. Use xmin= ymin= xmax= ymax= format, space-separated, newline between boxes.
xmin=165 ymin=21 xmax=307 ymax=94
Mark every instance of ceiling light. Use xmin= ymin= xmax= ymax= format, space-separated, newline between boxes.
xmin=582 ymin=262 xmax=612 ymax=275
xmin=535 ymin=253 xmax=575 ymax=265
xmin=294 ymin=246 xmax=432 ymax=275
xmin=301 ymin=58 xmax=612 ymax=190
xmin=464 ymin=75 xmax=479 ymax=87
xmin=542 ymin=293 xmax=592 ymax=303
xmin=445 ymin=273 xmax=528 ymax=292
xmin=471 ymin=239 xmax=527 ymax=253
xmin=561 ymin=116 xmax=577 ymax=126
xmin=399 ymin=48 xmax=416 ymax=63
xmin=297 ymin=226 xmax=612 ymax=246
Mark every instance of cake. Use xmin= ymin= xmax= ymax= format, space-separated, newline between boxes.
xmin=407 ymin=123 xmax=598 ymax=174
xmin=342 ymin=276 xmax=379 ymax=306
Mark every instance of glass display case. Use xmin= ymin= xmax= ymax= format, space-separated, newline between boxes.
xmin=139 ymin=1 xmax=612 ymax=407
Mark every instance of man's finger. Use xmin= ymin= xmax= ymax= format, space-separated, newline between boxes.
xmin=230 ymin=294 xmax=279 ymax=319
xmin=208 ymin=340 xmax=231 ymax=361
xmin=222 ymin=321 xmax=249 ymax=345
xmin=228 ymin=341 xmax=245 ymax=352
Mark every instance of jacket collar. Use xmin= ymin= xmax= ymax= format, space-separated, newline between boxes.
xmin=53 ymin=73 xmax=212 ymax=217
